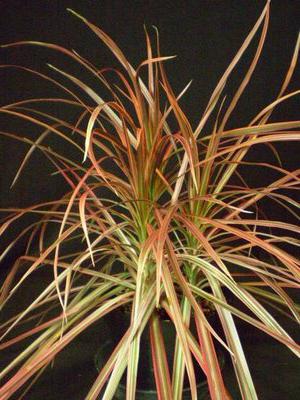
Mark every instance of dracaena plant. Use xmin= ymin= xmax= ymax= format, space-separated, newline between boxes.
xmin=0 ymin=2 xmax=299 ymax=399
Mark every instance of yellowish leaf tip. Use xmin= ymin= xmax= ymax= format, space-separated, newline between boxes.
xmin=67 ymin=8 xmax=87 ymax=23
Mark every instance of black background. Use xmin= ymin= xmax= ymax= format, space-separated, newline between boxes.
xmin=0 ymin=0 xmax=299 ymax=267
xmin=0 ymin=2 xmax=299 ymax=399
xmin=0 ymin=3 xmax=299 ymax=262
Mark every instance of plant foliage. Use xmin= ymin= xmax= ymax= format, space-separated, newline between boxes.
xmin=0 ymin=2 xmax=299 ymax=399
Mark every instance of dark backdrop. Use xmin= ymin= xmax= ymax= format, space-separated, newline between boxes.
xmin=0 ymin=2 xmax=300 ymax=399
xmin=1 ymin=0 xmax=299 ymax=268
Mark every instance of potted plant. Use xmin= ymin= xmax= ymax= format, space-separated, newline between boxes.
xmin=0 ymin=2 xmax=299 ymax=399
